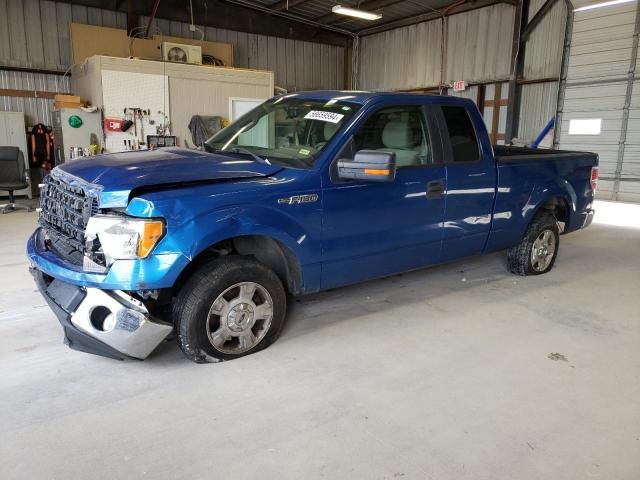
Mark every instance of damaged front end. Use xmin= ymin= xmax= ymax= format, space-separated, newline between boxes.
xmin=31 ymin=268 xmax=173 ymax=360
xmin=30 ymin=169 xmax=177 ymax=360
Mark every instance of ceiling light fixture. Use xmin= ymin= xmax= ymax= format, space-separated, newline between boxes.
xmin=331 ymin=5 xmax=383 ymax=20
xmin=574 ymin=0 xmax=635 ymax=12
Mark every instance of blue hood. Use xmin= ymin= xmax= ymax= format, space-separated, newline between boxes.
xmin=56 ymin=147 xmax=282 ymax=208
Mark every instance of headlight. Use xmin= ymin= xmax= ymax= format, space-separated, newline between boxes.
xmin=85 ymin=215 xmax=164 ymax=264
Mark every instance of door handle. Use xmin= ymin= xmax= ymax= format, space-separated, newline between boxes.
xmin=426 ymin=180 xmax=445 ymax=199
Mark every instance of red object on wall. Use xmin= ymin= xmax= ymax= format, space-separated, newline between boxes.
xmin=105 ymin=117 xmax=124 ymax=132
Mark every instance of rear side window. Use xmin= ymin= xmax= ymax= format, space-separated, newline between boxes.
xmin=441 ymin=106 xmax=480 ymax=163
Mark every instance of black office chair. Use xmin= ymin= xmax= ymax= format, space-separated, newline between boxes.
xmin=0 ymin=146 xmax=32 ymax=214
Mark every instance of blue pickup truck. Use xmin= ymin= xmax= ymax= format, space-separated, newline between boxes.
xmin=28 ymin=91 xmax=598 ymax=363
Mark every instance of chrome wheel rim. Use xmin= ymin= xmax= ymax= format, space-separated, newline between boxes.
xmin=206 ymin=282 xmax=274 ymax=354
xmin=531 ymin=229 xmax=556 ymax=272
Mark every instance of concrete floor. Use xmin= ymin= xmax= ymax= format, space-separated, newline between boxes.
xmin=1 ymin=201 xmax=639 ymax=479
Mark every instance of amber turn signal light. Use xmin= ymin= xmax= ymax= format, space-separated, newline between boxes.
xmin=137 ymin=221 xmax=164 ymax=258
xmin=364 ymin=169 xmax=390 ymax=175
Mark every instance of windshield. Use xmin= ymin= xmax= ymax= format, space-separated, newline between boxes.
xmin=204 ymin=96 xmax=360 ymax=169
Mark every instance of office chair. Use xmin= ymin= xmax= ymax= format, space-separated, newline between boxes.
xmin=0 ymin=146 xmax=32 ymax=214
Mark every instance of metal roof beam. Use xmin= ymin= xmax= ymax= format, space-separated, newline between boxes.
xmin=145 ymin=0 xmax=162 ymax=38
xmin=521 ymin=0 xmax=559 ymax=42
xmin=271 ymin=0 xmax=315 ymax=11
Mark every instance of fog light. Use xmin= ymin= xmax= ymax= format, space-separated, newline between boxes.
xmin=90 ymin=306 xmax=116 ymax=332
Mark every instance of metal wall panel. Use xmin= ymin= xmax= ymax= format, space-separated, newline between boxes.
xmin=519 ymin=82 xmax=559 ymax=143
xmin=523 ymin=0 xmax=567 ymax=79
xmin=0 ymin=1 xmax=127 ymax=70
xmin=358 ymin=4 xmax=516 ymax=90
xmin=139 ymin=15 xmax=345 ymax=92
xmin=558 ymin=2 xmax=639 ymax=202
xmin=567 ymin=5 xmax=636 ymax=82
xmin=0 ymin=1 xmax=344 ymax=127
xmin=445 ymin=4 xmax=516 ymax=84
xmin=0 ymin=70 xmax=70 ymax=126
xmin=0 ymin=1 xmax=124 ymax=125
xmin=357 ymin=19 xmax=442 ymax=90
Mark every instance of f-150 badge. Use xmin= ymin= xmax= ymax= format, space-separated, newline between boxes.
xmin=278 ymin=194 xmax=319 ymax=205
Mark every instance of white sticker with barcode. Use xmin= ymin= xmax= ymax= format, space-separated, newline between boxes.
xmin=304 ymin=110 xmax=344 ymax=124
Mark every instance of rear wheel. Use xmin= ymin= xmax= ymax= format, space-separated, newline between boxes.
xmin=173 ymin=257 xmax=287 ymax=363
xmin=507 ymin=213 xmax=560 ymax=276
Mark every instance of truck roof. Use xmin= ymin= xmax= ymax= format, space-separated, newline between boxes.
xmin=282 ymin=90 xmax=474 ymax=107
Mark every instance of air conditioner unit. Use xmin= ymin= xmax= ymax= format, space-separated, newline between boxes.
xmin=161 ymin=42 xmax=202 ymax=65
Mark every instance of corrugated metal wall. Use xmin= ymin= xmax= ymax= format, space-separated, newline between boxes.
xmin=142 ymin=16 xmax=345 ymax=92
xmin=517 ymin=0 xmax=567 ymax=143
xmin=0 ymin=0 xmax=345 ymax=126
xmin=0 ymin=0 xmax=125 ymax=125
xmin=523 ymin=0 xmax=567 ymax=79
xmin=519 ymin=81 xmax=558 ymax=142
xmin=444 ymin=5 xmax=516 ymax=84
xmin=558 ymin=2 xmax=639 ymax=202
xmin=0 ymin=70 xmax=71 ymax=126
xmin=357 ymin=4 xmax=516 ymax=91
xmin=0 ymin=0 xmax=127 ymax=70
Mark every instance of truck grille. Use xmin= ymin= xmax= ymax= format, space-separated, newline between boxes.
xmin=39 ymin=171 xmax=100 ymax=255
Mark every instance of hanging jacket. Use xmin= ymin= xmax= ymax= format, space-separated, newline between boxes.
xmin=30 ymin=123 xmax=51 ymax=167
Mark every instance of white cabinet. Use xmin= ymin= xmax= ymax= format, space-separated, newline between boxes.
xmin=0 ymin=111 xmax=31 ymax=199
xmin=72 ymin=55 xmax=274 ymax=152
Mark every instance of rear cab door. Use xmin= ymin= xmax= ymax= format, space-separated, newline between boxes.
xmin=432 ymin=99 xmax=497 ymax=262
xmin=319 ymin=98 xmax=447 ymax=289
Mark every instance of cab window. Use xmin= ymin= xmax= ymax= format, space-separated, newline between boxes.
xmin=440 ymin=106 xmax=480 ymax=163
xmin=348 ymin=106 xmax=432 ymax=168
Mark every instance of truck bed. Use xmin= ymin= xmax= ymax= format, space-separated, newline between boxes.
xmin=494 ymin=145 xmax=598 ymax=164
xmin=486 ymin=144 xmax=598 ymax=254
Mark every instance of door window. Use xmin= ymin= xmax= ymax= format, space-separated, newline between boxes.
xmin=349 ymin=106 xmax=432 ymax=168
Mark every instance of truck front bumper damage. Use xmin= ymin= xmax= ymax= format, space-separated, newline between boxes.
xmin=31 ymin=268 xmax=173 ymax=360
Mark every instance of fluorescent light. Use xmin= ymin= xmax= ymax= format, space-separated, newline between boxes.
xmin=574 ymin=0 xmax=635 ymax=12
xmin=331 ymin=5 xmax=382 ymax=20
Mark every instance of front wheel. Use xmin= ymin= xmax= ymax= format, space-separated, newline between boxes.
xmin=173 ymin=257 xmax=287 ymax=363
xmin=507 ymin=213 xmax=560 ymax=276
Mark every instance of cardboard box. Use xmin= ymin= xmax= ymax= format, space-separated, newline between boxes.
xmin=54 ymin=101 xmax=82 ymax=109
xmin=54 ymin=94 xmax=81 ymax=104
xmin=70 ymin=23 xmax=234 ymax=68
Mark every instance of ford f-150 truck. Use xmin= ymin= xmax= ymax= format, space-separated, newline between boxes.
xmin=28 ymin=91 xmax=598 ymax=363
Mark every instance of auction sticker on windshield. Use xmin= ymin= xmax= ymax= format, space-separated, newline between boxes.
xmin=304 ymin=111 xmax=344 ymax=124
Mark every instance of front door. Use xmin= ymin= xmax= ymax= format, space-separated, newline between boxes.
xmin=321 ymin=105 xmax=446 ymax=290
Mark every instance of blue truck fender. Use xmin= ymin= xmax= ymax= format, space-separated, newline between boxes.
xmin=128 ymin=197 xmax=319 ymax=294
xmin=522 ymin=178 xmax=577 ymax=231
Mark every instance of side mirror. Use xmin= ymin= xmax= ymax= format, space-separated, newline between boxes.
xmin=337 ymin=150 xmax=396 ymax=182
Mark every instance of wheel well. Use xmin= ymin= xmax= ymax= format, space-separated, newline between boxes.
xmin=173 ymin=235 xmax=303 ymax=296
xmin=536 ymin=197 xmax=569 ymax=229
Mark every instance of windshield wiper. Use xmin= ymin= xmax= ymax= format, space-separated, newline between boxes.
xmin=207 ymin=144 xmax=272 ymax=165
xmin=229 ymin=147 xmax=271 ymax=165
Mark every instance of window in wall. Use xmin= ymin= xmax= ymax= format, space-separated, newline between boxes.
xmin=351 ymin=106 xmax=432 ymax=168
xmin=441 ymin=106 xmax=480 ymax=163
xmin=480 ymin=82 xmax=509 ymax=144
xmin=568 ymin=118 xmax=602 ymax=135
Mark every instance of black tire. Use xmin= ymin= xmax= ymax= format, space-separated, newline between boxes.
xmin=507 ymin=212 xmax=560 ymax=276
xmin=173 ymin=257 xmax=287 ymax=363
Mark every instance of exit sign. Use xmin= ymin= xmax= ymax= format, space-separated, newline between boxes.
xmin=452 ymin=80 xmax=467 ymax=92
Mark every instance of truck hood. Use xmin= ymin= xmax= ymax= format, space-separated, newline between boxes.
xmin=55 ymin=147 xmax=283 ymax=208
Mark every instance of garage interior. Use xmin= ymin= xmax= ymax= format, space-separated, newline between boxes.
xmin=1 ymin=0 xmax=639 ymax=478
